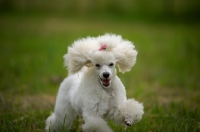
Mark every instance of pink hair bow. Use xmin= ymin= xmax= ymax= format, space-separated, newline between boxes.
xmin=99 ymin=44 xmax=107 ymax=51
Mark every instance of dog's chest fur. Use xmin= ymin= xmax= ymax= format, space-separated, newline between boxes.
xmin=76 ymin=67 xmax=122 ymax=118
xmin=93 ymin=87 xmax=117 ymax=118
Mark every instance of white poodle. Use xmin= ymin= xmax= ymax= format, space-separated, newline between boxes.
xmin=45 ymin=34 xmax=144 ymax=132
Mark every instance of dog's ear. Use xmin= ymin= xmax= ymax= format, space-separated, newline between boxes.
xmin=63 ymin=37 xmax=96 ymax=74
xmin=113 ymin=40 xmax=138 ymax=73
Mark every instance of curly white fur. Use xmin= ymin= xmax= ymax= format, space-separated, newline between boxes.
xmin=46 ymin=34 xmax=144 ymax=132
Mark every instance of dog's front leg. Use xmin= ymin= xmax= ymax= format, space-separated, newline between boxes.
xmin=113 ymin=99 xmax=144 ymax=126
xmin=82 ymin=115 xmax=113 ymax=132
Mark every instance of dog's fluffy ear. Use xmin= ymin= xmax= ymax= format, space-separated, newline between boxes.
xmin=63 ymin=37 xmax=97 ymax=74
xmin=113 ymin=39 xmax=138 ymax=73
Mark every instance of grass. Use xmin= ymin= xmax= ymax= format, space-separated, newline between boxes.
xmin=0 ymin=12 xmax=200 ymax=132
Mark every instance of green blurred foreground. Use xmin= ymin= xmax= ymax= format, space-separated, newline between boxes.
xmin=0 ymin=12 xmax=200 ymax=131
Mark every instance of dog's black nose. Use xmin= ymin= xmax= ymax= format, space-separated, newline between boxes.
xmin=103 ymin=72 xmax=110 ymax=78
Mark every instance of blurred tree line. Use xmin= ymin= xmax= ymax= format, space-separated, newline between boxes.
xmin=0 ymin=0 xmax=199 ymax=20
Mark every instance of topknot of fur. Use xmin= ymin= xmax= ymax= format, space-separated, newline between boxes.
xmin=64 ymin=33 xmax=138 ymax=74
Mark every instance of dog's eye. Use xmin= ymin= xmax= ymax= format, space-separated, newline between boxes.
xmin=109 ymin=63 xmax=114 ymax=66
xmin=95 ymin=64 xmax=101 ymax=68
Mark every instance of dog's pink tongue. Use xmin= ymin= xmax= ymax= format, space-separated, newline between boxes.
xmin=102 ymin=79 xmax=110 ymax=85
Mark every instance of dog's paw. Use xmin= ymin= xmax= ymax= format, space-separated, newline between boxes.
xmin=124 ymin=114 xmax=143 ymax=126
xmin=118 ymin=99 xmax=144 ymax=126
xmin=124 ymin=116 xmax=133 ymax=126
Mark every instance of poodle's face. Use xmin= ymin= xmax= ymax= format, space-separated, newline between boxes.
xmin=91 ymin=51 xmax=116 ymax=88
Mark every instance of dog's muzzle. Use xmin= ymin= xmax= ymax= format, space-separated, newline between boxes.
xmin=99 ymin=72 xmax=111 ymax=88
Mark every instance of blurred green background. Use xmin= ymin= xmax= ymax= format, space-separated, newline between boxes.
xmin=1 ymin=0 xmax=200 ymax=21
xmin=0 ymin=0 xmax=200 ymax=132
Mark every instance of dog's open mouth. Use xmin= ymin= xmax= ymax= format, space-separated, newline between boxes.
xmin=100 ymin=78 xmax=111 ymax=87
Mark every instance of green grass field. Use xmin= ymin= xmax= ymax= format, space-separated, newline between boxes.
xmin=0 ymin=12 xmax=200 ymax=132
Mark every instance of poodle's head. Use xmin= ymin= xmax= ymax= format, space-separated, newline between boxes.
xmin=90 ymin=50 xmax=116 ymax=88
xmin=64 ymin=34 xmax=138 ymax=88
